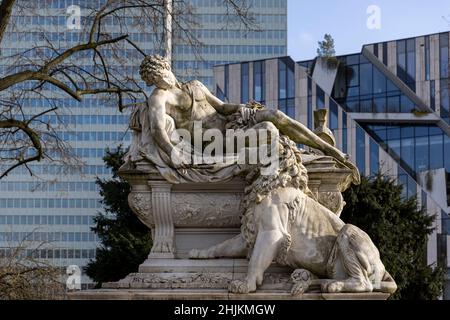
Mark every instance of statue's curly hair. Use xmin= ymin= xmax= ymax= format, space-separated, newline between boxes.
xmin=139 ymin=55 xmax=171 ymax=86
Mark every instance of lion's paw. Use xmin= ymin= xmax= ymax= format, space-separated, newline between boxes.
xmin=291 ymin=283 xmax=309 ymax=296
xmin=322 ymin=281 xmax=345 ymax=293
xmin=290 ymin=269 xmax=312 ymax=296
xmin=229 ymin=280 xmax=252 ymax=294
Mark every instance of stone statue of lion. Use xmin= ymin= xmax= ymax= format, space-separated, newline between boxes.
xmin=190 ymin=136 xmax=397 ymax=295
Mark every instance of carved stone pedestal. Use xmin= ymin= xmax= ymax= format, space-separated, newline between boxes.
xmin=120 ymin=162 xmax=246 ymax=262
xmin=69 ymin=159 xmax=362 ymax=300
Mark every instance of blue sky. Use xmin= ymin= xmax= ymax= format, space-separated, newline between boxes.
xmin=288 ymin=0 xmax=450 ymax=61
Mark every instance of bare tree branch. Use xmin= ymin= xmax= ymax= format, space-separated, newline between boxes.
xmin=0 ymin=0 xmax=16 ymax=45
xmin=0 ymin=0 xmax=258 ymax=178
xmin=0 ymin=119 xmax=43 ymax=179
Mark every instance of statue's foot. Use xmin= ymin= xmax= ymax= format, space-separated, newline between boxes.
xmin=189 ymin=248 xmax=215 ymax=259
xmin=229 ymin=279 xmax=255 ymax=294
xmin=322 ymin=281 xmax=345 ymax=293
xmin=332 ymin=151 xmax=361 ymax=185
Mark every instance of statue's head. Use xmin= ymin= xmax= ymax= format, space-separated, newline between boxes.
xmin=140 ymin=55 xmax=177 ymax=89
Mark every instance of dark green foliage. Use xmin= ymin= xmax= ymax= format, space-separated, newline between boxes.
xmin=317 ymin=33 xmax=336 ymax=58
xmin=85 ymin=147 xmax=151 ymax=286
xmin=341 ymin=174 xmax=445 ymax=300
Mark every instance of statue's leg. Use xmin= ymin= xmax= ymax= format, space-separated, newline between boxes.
xmin=254 ymin=110 xmax=343 ymax=158
xmin=255 ymin=110 xmax=360 ymax=183
xmin=229 ymin=229 xmax=284 ymax=294
xmin=189 ymin=235 xmax=248 ymax=259
xmin=324 ymin=224 xmax=380 ymax=293
xmin=229 ymin=204 xmax=284 ymax=294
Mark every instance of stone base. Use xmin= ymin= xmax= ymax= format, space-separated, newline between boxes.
xmin=74 ymin=258 xmax=391 ymax=300
xmin=68 ymin=289 xmax=390 ymax=300
xmin=102 ymin=259 xmax=293 ymax=291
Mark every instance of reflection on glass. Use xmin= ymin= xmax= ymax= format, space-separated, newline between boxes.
xmin=356 ymin=126 xmax=366 ymax=174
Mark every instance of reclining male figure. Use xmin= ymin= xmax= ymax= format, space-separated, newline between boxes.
xmin=138 ymin=55 xmax=359 ymax=182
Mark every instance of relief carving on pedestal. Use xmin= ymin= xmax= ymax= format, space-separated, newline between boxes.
xmin=128 ymin=193 xmax=153 ymax=228
xmin=171 ymin=193 xmax=242 ymax=228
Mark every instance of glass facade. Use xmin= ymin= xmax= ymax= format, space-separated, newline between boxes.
xmin=364 ymin=124 xmax=449 ymax=180
xmin=440 ymin=33 xmax=449 ymax=80
xmin=333 ymin=54 xmax=417 ymax=113
xmin=440 ymin=33 xmax=450 ymax=124
xmin=177 ymin=0 xmax=287 ymax=88
xmin=356 ymin=126 xmax=366 ymax=174
xmin=398 ymin=165 xmax=417 ymax=199
xmin=441 ymin=79 xmax=450 ymax=124
xmin=278 ymin=58 xmax=295 ymax=119
xmin=431 ymin=80 xmax=436 ymax=110
xmin=329 ymin=100 xmax=339 ymax=137
xmin=316 ymin=86 xmax=325 ymax=109
xmin=369 ymin=138 xmax=379 ymax=176
xmin=425 ymin=36 xmax=430 ymax=81
xmin=241 ymin=63 xmax=249 ymax=103
xmin=397 ymin=38 xmax=416 ymax=91
xmin=253 ymin=61 xmax=265 ymax=103
xmin=307 ymin=77 xmax=313 ymax=129
xmin=342 ymin=112 xmax=347 ymax=153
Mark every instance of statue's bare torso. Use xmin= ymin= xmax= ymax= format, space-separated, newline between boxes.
xmin=158 ymin=80 xmax=229 ymax=136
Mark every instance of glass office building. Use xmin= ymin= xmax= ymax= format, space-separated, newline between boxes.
xmin=0 ymin=0 xmax=287 ymax=287
xmin=214 ymin=31 xmax=450 ymax=298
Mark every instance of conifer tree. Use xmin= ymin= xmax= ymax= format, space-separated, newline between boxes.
xmin=341 ymin=174 xmax=445 ymax=300
xmin=85 ymin=147 xmax=151 ymax=285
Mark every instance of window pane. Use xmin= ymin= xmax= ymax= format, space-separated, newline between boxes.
xmin=398 ymin=166 xmax=408 ymax=199
xmin=406 ymin=39 xmax=416 ymax=85
xmin=356 ymin=126 xmax=366 ymax=174
xmin=429 ymin=132 xmax=443 ymax=169
xmin=360 ymin=99 xmax=372 ymax=113
xmin=397 ymin=40 xmax=406 ymax=81
xmin=400 ymin=95 xmax=415 ymax=113
xmin=386 ymin=126 xmax=401 ymax=159
xmin=241 ymin=63 xmax=249 ymax=103
xmin=359 ymin=63 xmax=373 ymax=96
xmin=373 ymin=97 xmax=386 ymax=113
xmin=279 ymin=99 xmax=287 ymax=114
xmin=287 ymin=99 xmax=295 ymax=119
xmin=316 ymin=86 xmax=325 ymax=108
xmin=387 ymin=96 xmax=400 ymax=113
xmin=441 ymin=79 xmax=449 ymax=124
xmin=401 ymin=127 xmax=415 ymax=172
xmin=370 ymin=138 xmax=379 ymax=176
xmin=253 ymin=61 xmax=264 ymax=102
xmin=415 ymin=135 xmax=429 ymax=173
xmin=373 ymin=67 xmax=386 ymax=94
xmin=346 ymin=65 xmax=359 ymax=87
xmin=329 ymin=100 xmax=338 ymax=130
xmin=278 ymin=60 xmax=287 ymax=99
xmin=440 ymin=33 xmax=449 ymax=79
xmin=287 ymin=67 xmax=295 ymax=98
